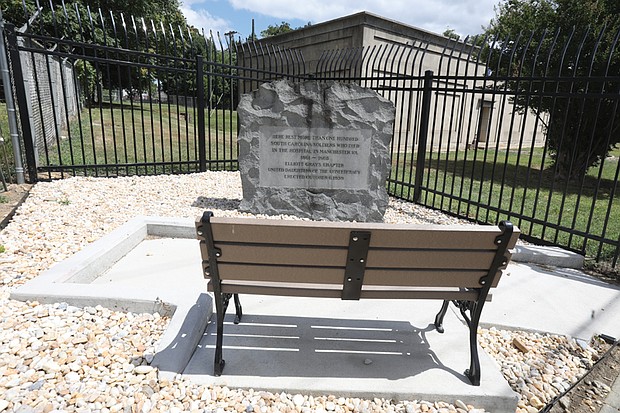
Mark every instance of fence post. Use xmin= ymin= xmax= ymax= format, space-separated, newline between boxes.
xmin=413 ymin=70 xmax=433 ymax=203
xmin=196 ymin=55 xmax=207 ymax=172
xmin=0 ymin=14 xmax=26 ymax=184
xmin=4 ymin=23 xmax=37 ymax=183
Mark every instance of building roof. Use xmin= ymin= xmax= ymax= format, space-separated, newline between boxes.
xmin=258 ymin=11 xmax=465 ymax=50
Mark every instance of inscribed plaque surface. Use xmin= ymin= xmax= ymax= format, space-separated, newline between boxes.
xmin=259 ymin=127 xmax=371 ymax=189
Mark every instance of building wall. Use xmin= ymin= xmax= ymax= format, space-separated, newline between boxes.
xmin=248 ymin=12 xmax=546 ymax=154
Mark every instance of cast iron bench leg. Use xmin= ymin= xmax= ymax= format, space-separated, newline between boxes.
xmin=436 ymin=298 xmax=483 ymax=385
xmin=213 ymin=292 xmax=237 ymax=376
xmin=213 ymin=292 xmax=226 ymax=376
xmin=233 ymin=293 xmax=243 ymax=324
xmin=434 ymin=300 xmax=450 ymax=333
xmin=465 ymin=300 xmax=483 ymax=386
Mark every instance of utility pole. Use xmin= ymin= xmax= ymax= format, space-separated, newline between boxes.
xmin=224 ymin=30 xmax=238 ymax=48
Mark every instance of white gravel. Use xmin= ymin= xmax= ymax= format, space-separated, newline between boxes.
xmin=0 ymin=171 xmax=603 ymax=412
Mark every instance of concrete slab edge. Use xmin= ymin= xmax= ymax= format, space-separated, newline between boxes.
xmin=184 ymin=379 xmax=519 ymax=413
xmin=511 ymin=244 xmax=584 ymax=269
xmin=9 ymin=216 xmax=212 ymax=378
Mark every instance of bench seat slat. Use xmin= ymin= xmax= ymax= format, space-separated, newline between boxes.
xmin=214 ymin=263 xmax=501 ymax=288
xmin=210 ymin=219 xmax=519 ymax=250
xmin=213 ymin=281 xmax=479 ymax=301
xmin=208 ymin=244 xmax=498 ymax=270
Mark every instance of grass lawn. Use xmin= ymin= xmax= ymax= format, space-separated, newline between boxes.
xmin=7 ymin=98 xmax=620 ymax=267
xmin=0 ymin=102 xmax=16 ymax=184
xmin=43 ymin=102 xmax=238 ymax=176
xmin=389 ymin=146 xmax=620 ymax=265
xmin=0 ymin=103 xmax=8 ymax=134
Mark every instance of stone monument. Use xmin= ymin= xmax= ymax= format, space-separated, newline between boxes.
xmin=237 ymin=79 xmax=395 ymax=222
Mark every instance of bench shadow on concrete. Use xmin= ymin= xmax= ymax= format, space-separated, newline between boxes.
xmin=150 ymin=294 xmax=212 ymax=376
xmin=183 ymin=313 xmax=467 ymax=382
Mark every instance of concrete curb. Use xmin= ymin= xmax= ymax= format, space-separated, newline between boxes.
xmin=511 ymin=244 xmax=584 ymax=269
xmin=10 ymin=216 xmax=211 ymax=378
xmin=600 ymin=345 xmax=620 ymax=413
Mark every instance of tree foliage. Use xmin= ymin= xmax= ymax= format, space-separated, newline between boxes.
xmin=484 ymin=0 xmax=620 ymax=180
xmin=260 ymin=21 xmax=312 ymax=38
xmin=2 ymin=0 xmax=186 ymax=31
xmin=260 ymin=21 xmax=293 ymax=38
xmin=443 ymin=28 xmax=460 ymax=41
xmin=2 ymin=0 xmax=197 ymax=99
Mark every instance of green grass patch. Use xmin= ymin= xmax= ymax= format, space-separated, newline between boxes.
xmin=0 ymin=102 xmax=8 ymax=134
xmin=43 ymin=103 xmax=238 ymax=176
xmin=390 ymin=146 xmax=620 ymax=264
xmin=0 ymin=102 xmax=15 ymax=181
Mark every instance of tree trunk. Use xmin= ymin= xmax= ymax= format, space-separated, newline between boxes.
xmin=546 ymin=98 xmax=619 ymax=182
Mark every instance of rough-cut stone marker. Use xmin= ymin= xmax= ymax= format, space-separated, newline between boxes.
xmin=237 ymin=79 xmax=395 ymax=222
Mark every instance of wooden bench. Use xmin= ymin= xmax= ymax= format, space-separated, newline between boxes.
xmin=196 ymin=211 xmax=519 ymax=385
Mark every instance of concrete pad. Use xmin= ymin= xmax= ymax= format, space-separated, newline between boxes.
xmin=10 ymin=216 xmax=519 ymax=411
xmin=184 ymin=295 xmax=519 ymax=413
xmin=481 ymin=262 xmax=620 ymax=340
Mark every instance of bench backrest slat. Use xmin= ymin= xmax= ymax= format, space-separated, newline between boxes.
xmin=204 ymin=244 xmax=499 ymax=269
xmin=211 ymin=264 xmax=497 ymax=288
xmin=198 ymin=216 xmax=519 ymax=295
xmin=209 ymin=218 xmax=519 ymax=249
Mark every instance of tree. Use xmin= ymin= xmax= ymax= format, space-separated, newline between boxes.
xmin=260 ymin=21 xmax=293 ymax=38
xmin=2 ymin=0 xmax=186 ymax=37
xmin=260 ymin=21 xmax=312 ymax=38
xmin=2 ymin=0 xmax=190 ymax=99
xmin=484 ymin=0 xmax=620 ymax=180
xmin=443 ymin=28 xmax=460 ymax=41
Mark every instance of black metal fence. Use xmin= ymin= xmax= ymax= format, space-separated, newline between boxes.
xmin=400 ymin=31 xmax=620 ymax=269
xmin=1 ymin=5 xmax=619 ymax=269
xmin=1 ymin=3 xmax=308 ymax=180
xmin=312 ymin=31 xmax=620 ymax=268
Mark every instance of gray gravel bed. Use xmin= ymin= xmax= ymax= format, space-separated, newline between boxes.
xmin=0 ymin=172 xmax=600 ymax=413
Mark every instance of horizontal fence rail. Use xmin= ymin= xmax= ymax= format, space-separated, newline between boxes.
xmin=1 ymin=2 xmax=619 ymax=269
xmin=2 ymin=1 xmax=304 ymax=179
xmin=380 ymin=30 xmax=620 ymax=269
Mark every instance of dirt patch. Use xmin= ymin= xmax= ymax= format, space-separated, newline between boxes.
xmin=584 ymin=266 xmax=620 ymax=287
xmin=0 ymin=183 xmax=32 ymax=230
xmin=548 ymin=343 xmax=620 ymax=413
